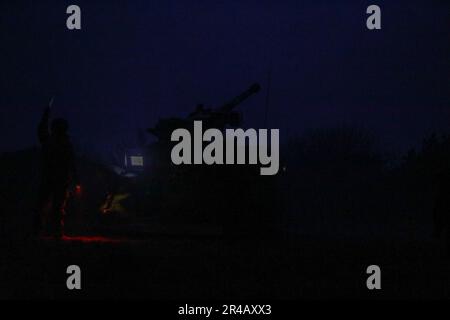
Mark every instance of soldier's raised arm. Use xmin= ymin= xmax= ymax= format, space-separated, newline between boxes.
xmin=37 ymin=106 xmax=51 ymax=144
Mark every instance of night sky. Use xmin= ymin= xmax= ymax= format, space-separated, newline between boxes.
xmin=1 ymin=0 xmax=449 ymax=156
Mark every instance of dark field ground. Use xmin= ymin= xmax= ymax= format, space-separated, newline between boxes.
xmin=1 ymin=232 xmax=449 ymax=299
xmin=1 ymin=149 xmax=449 ymax=299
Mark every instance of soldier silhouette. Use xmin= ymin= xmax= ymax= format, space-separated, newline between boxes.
xmin=34 ymin=101 xmax=78 ymax=238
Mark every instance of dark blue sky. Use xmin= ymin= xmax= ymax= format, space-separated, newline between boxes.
xmin=1 ymin=0 xmax=449 ymax=155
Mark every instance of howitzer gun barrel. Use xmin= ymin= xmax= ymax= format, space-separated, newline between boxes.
xmin=218 ymin=83 xmax=261 ymax=113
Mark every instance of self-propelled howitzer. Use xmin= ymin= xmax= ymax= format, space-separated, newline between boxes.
xmin=147 ymin=83 xmax=261 ymax=142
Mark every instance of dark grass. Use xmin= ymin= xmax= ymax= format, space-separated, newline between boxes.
xmin=1 ymin=233 xmax=449 ymax=299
